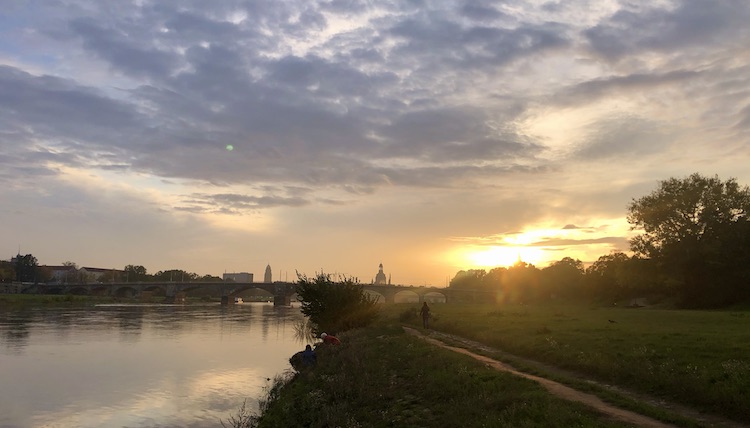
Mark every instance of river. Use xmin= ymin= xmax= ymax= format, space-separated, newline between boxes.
xmin=0 ymin=303 xmax=306 ymax=428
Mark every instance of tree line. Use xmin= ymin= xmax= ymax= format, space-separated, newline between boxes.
xmin=0 ymin=259 xmax=224 ymax=285
xmin=449 ymin=173 xmax=750 ymax=308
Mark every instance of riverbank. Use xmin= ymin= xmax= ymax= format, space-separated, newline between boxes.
xmin=256 ymin=323 xmax=635 ymax=427
xmin=249 ymin=303 xmax=749 ymax=427
xmin=0 ymin=294 xmax=120 ymax=307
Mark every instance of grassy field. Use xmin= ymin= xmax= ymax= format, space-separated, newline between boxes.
xmin=256 ymin=320 xmax=636 ymax=428
xmin=393 ymin=302 xmax=750 ymax=424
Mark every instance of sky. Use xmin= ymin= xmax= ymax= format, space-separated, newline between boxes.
xmin=2 ymin=0 xmax=750 ymax=287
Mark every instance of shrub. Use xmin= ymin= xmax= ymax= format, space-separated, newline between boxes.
xmin=295 ymin=272 xmax=379 ymax=335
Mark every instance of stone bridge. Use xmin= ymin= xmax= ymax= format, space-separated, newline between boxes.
xmin=32 ymin=281 xmax=297 ymax=305
xmin=24 ymin=282 xmax=499 ymax=305
xmin=361 ymin=284 xmax=499 ymax=304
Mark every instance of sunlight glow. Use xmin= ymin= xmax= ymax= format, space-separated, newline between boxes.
xmin=451 ymin=219 xmax=634 ymax=273
xmin=466 ymin=246 xmax=545 ymax=268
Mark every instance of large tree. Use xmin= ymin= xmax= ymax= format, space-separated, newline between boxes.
xmin=123 ymin=265 xmax=149 ymax=282
xmin=13 ymin=253 xmax=39 ymax=283
xmin=449 ymin=269 xmax=487 ymax=289
xmin=627 ymin=173 xmax=750 ymax=307
xmin=540 ymin=257 xmax=584 ymax=300
xmin=502 ymin=261 xmax=541 ymax=303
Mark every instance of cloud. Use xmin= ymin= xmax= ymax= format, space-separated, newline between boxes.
xmin=69 ymin=17 xmax=181 ymax=79
xmin=554 ymin=70 xmax=701 ymax=107
xmin=584 ymin=0 xmax=750 ymax=62
xmin=179 ymin=192 xmax=310 ymax=214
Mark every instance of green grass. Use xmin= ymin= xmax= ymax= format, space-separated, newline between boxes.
xmin=257 ymin=320 xmax=636 ymax=427
xmin=394 ymin=302 xmax=750 ymax=424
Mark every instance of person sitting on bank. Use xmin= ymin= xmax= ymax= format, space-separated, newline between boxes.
xmin=301 ymin=344 xmax=316 ymax=366
xmin=320 ymin=332 xmax=341 ymax=345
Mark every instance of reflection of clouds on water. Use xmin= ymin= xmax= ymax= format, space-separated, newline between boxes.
xmin=28 ymin=368 xmax=270 ymax=427
xmin=1 ymin=303 xmax=305 ymax=427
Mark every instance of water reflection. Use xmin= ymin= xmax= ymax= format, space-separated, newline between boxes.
xmin=0 ymin=303 xmax=306 ymax=427
xmin=293 ymin=318 xmax=317 ymax=344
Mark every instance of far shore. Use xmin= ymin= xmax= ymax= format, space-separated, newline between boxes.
xmin=0 ymin=294 xmax=275 ymax=307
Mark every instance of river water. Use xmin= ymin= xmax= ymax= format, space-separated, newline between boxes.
xmin=0 ymin=303 xmax=306 ymax=428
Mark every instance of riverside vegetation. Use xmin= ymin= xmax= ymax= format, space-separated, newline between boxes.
xmin=240 ymin=302 xmax=749 ymax=427
xmin=253 ymin=315 xmax=634 ymax=427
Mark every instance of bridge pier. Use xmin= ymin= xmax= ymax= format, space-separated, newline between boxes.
xmin=273 ymin=294 xmax=291 ymax=306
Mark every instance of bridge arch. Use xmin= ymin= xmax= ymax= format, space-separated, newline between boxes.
xmin=113 ymin=286 xmax=138 ymax=298
xmin=90 ymin=286 xmax=109 ymax=296
xmin=394 ymin=290 xmax=420 ymax=303
xmin=68 ymin=286 xmax=89 ymax=296
xmin=423 ymin=291 xmax=447 ymax=303
xmin=142 ymin=285 xmax=166 ymax=296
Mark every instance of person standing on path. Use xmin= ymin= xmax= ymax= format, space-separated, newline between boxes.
xmin=419 ymin=302 xmax=431 ymax=329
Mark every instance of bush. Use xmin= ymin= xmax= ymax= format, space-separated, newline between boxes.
xmin=399 ymin=306 xmax=418 ymax=322
xmin=295 ymin=272 xmax=379 ymax=335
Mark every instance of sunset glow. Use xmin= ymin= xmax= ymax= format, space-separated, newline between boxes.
xmin=465 ymin=245 xmax=546 ymax=269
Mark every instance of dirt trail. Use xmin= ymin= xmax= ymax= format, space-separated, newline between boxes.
xmin=403 ymin=326 xmax=744 ymax=428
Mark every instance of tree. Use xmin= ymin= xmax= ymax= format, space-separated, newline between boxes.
xmin=540 ymin=257 xmax=584 ymax=299
xmin=449 ymin=269 xmax=486 ymax=288
xmin=57 ymin=261 xmax=79 ymax=283
xmin=584 ymin=252 xmax=631 ymax=301
xmin=123 ymin=265 xmax=148 ymax=282
xmin=627 ymin=173 xmax=750 ymax=307
xmin=502 ymin=261 xmax=541 ymax=303
xmin=13 ymin=254 xmax=39 ymax=283
xmin=152 ymin=269 xmax=198 ymax=282
xmin=483 ymin=267 xmax=507 ymax=290
xmin=0 ymin=260 xmax=14 ymax=283
xmin=295 ymin=272 xmax=379 ymax=335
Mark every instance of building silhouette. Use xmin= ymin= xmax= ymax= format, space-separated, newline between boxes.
xmin=374 ymin=263 xmax=388 ymax=285
xmin=223 ymin=272 xmax=253 ymax=282
xmin=264 ymin=264 xmax=272 ymax=283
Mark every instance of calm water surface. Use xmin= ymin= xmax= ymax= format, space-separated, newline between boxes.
xmin=0 ymin=303 xmax=306 ymax=428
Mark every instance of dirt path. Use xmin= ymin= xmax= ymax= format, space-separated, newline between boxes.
xmin=403 ymin=326 xmax=744 ymax=428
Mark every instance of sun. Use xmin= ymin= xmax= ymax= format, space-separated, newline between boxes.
xmin=465 ymin=246 xmax=545 ymax=268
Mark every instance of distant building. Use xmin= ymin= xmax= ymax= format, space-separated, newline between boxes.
xmin=45 ymin=265 xmax=78 ymax=283
xmin=264 ymin=264 xmax=272 ymax=283
xmin=223 ymin=272 xmax=253 ymax=282
xmin=79 ymin=267 xmax=122 ymax=283
xmin=374 ymin=263 xmax=388 ymax=285
xmin=42 ymin=265 xmax=122 ymax=284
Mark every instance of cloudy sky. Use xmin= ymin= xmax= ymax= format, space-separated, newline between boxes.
xmin=2 ymin=0 xmax=749 ymax=286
